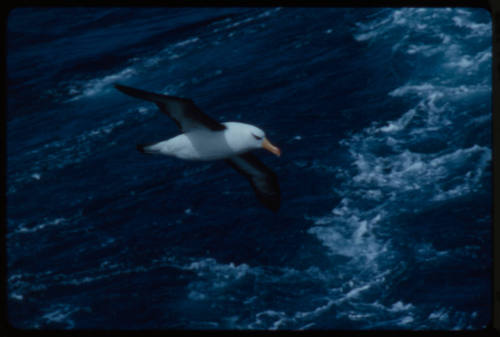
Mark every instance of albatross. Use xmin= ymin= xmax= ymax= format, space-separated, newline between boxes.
xmin=114 ymin=84 xmax=281 ymax=211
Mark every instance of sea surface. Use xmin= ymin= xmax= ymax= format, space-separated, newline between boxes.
xmin=7 ymin=7 xmax=492 ymax=330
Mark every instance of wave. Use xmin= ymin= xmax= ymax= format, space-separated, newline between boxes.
xmin=55 ymin=33 xmax=202 ymax=102
xmin=452 ymin=15 xmax=490 ymax=38
xmin=8 ymin=239 xmax=485 ymax=329
xmin=5 ymin=249 xmax=403 ymax=329
xmin=66 ymin=67 xmax=136 ymax=102
xmin=211 ymin=7 xmax=281 ymax=34
xmin=56 ymin=8 xmax=283 ymax=104
xmin=444 ymin=48 xmax=491 ymax=72
xmin=7 ymin=119 xmax=126 ymax=195
xmin=12 ymin=217 xmax=66 ymax=235
xmin=301 ymin=8 xmax=492 ymax=330
xmin=353 ymin=8 xmax=437 ymax=42
xmin=353 ymin=8 xmax=491 ymax=71
xmin=38 ymin=303 xmax=90 ymax=329
xmin=388 ymin=82 xmax=490 ymax=99
xmin=354 ymin=8 xmax=490 ymax=42
xmin=333 ymin=77 xmax=491 ymax=212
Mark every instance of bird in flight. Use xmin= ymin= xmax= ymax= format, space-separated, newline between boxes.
xmin=115 ymin=84 xmax=281 ymax=211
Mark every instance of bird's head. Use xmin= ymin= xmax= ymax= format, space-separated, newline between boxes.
xmin=246 ymin=125 xmax=281 ymax=157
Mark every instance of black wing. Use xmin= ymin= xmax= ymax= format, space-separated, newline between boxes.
xmin=226 ymin=153 xmax=280 ymax=212
xmin=114 ymin=84 xmax=226 ymax=132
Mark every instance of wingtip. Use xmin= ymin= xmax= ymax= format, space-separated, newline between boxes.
xmin=114 ymin=83 xmax=127 ymax=92
xmin=269 ymin=203 xmax=280 ymax=212
xmin=260 ymin=196 xmax=280 ymax=212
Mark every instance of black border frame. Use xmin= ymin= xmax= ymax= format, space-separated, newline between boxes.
xmin=2 ymin=0 xmax=498 ymax=335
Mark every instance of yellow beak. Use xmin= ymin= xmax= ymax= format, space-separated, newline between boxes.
xmin=262 ymin=137 xmax=281 ymax=157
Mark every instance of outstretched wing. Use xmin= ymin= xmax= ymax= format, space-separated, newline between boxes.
xmin=114 ymin=84 xmax=226 ymax=132
xmin=226 ymin=153 xmax=280 ymax=212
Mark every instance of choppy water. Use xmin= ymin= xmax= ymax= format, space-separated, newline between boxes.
xmin=7 ymin=7 xmax=492 ymax=330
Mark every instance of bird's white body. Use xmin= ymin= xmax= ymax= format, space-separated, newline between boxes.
xmin=144 ymin=122 xmax=266 ymax=161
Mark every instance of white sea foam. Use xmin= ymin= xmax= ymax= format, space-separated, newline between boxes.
xmin=428 ymin=308 xmax=450 ymax=322
xmin=185 ymin=258 xmax=251 ymax=278
xmin=308 ymin=210 xmax=385 ymax=263
xmin=353 ymin=11 xmax=393 ymax=42
xmin=346 ymin=135 xmax=490 ymax=203
xmin=407 ymin=44 xmax=443 ymax=57
xmin=41 ymin=304 xmax=88 ymax=329
xmin=354 ymin=30 xmax=380 ymax=42
xmin=10 ymin=293 xmax=24 ymax=301
xmin=445 ymin=48 xmax=491 ymax=71
xmin=344 ymin=284 xmax=371 ymax=299
xmin=452 ymin=16 xmax=490 ymax=38
xmin=389 ymin=301 xmax=414 ymax=312
xmin=326 ymin=110 xmax=489 ymax=327
xmin=399 ymin=315 xmax=414 ymax=325
xmin=353 ymin=7 xmax=491 ymax=80
xmin=15 ymin=217 xmax=66 ymax=234
xmin=389 ymin=82 xmax=490 ymax=102
xmin=299 ymin=322 xmax=316 ymax=329
xmin=307 ymin=9 xmax=491 ymax=328
xmin=380 ymin=108 xmax=417 ymax=133
xmin=353 ymin=8 xmax=441 ymax=42
xmin=248 ymin=310 xmax=284 ymax=330
xmin=389 ymin=83 xmax=436 ymax=97
xmin=174 ymin=36 xmax=200 ymax=47
xmin=68 ymin=67 xmax=136 ymax=101
xmin=184 ymin=258 xmax=253 ymax=297
xmin=212 ymin=8 xmax=280 ymax=35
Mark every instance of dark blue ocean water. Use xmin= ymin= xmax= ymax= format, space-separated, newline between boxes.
xmin=7 ymin=7 xmax=492 ymax=330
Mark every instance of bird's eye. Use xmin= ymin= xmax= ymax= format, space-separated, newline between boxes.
xmin=252 ymin=133 xmax=263 ymax=140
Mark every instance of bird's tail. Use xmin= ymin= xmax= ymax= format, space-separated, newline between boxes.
xmin=136 ymin=143 xmax=156 ymax=154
